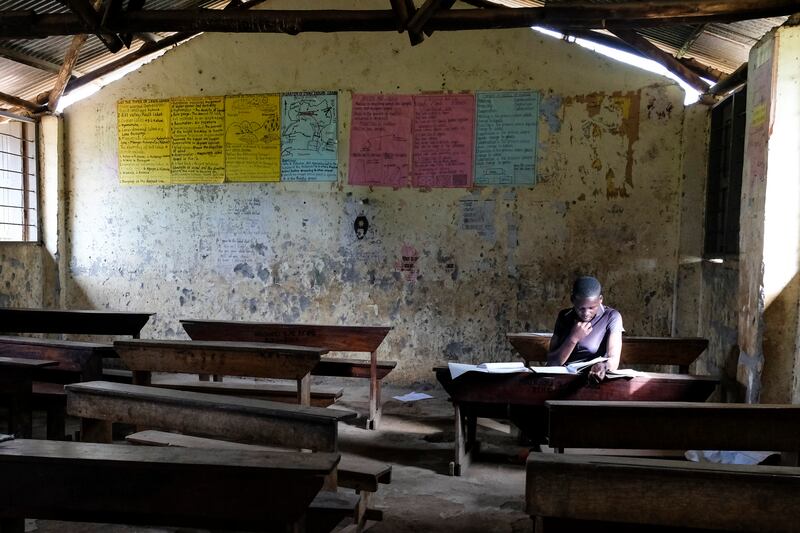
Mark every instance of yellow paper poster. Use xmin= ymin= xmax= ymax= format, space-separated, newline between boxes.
xmin=224 ymin=93 xmax=281 ymax=182
xmin=171 ymin=96 xmax=226 ymax=184
xmin=117 ymin=99 xmax=171 ymax=186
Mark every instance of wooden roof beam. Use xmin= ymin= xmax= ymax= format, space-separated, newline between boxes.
xmin=0 ymin=91 xmax=45 ymax=113
xmin=65 ymin=0 xmax=124 ymax=52
xmin=62 ymin=0 xmax=270 ymax=96
xmin=47 ymin=34 xmax=88 ymax=111
xmin=609 ymin=28 xmax=710 ymax=93
xmin=3 ymin=1 xmax=800 ymax=38
xmin=408 ymin=0 xmax=457 ymax=36
xmin=0 ymin=46 xmax=82 ymax=78
xmin=389 ymin=0 xmax=424 ymax=45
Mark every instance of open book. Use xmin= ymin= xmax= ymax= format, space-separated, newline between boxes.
xmin=528 ymin=355 xmax=609 ymax=375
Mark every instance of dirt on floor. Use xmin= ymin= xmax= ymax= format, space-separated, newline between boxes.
xmin=24 ymin=380 xmax=533 ymax=533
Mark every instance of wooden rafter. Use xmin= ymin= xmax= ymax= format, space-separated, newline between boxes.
xmin=710 ymin=62 xmax=748 ymax=96
xmin=65 ymin=0 xmax=124 ymax=52
xmin=676 ymin=24 xmax=707 ymax=58
xmin=48 ymin=34 xmax=88 ymax=111
xmin=0 ymin=91 xmax=44 ymax=113
xmin=408 ymin=0 xmax=456 ymax=35
xmin=1 ymin=1 xmax=799 ymax=38
xmin=62 ymin=0 xmax=270 ymax=97
xmin=389 ymin=0 xmax=424 ymax=45
xmin=0 ymin=46 xmax=82 ymax=78
xmin=609 ymin=28 xmax=710 ymax=93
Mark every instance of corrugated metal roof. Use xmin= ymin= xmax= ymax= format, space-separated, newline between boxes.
xmin=0 ymin=0 xmax=790 ymax=112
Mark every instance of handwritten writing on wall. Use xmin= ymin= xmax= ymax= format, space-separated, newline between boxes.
xmin=171 ymin=96 xmax=226 ymax=184
xmin=117 ymin=99 xmax=171 ymax=186
xmin=225 ymin=93 xmax=281 ymax=182
xmin=474 ymin=91 xmax=540 ymax=186
xmin=348 ymin=94 xmax=414 ymax=187
xmin=281 ymin=92 xmax=338 ymax=182
xmin=412 ymin=94 xmax=475 ymax=188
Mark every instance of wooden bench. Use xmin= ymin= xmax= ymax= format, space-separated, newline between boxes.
xmin=526 ymin=453 xmax=800 ymax=532
xmin=0 ymin=335 xmax=121 ymax=440
xmin=181 ymin=320 xmax=396 ymax=429
xmin=0 ymin=436 xmax=344 ymax=532
xmin=127 ymin=429 xmax=391 ymax=531
xmin=0 ymin=307 xmax=153 ymax=338
xmin=98 ymin=368 xmax=345 ymax=407
xmin=508 ymin=333 xmax=709 ymax=373
xmin=0 ymin=357 xmax=58 ymax=438
xmin=65 ymin=380 xmax=357 ymax=452
xmin=114 ymin=339 xmax=328 ymax=406
xmin=545 ymin=400 xmax=800 ymax=464
xmin=434 ymin=365 xmax=719 ymax=475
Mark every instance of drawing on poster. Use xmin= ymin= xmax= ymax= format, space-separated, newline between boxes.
xmin=281 ymin=92 xmax=338 ymax=182
xmin=349 ymin=94 xmax=414 ymax=187
xmin=225 ymin=93 xmax=281 ymax=182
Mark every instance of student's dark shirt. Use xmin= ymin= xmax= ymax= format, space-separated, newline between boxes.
xmin=552 ymin=305 xmax=624 ymax=363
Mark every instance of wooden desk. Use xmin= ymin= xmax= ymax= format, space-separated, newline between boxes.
xmin=0 ymin=438 xmax=339 ymax=532
xmin=0 ymin=357 xmax=58 ymax=437
xmin=0 ymin=336 xmax=117 ymax=383
xmin=507 ymin=333 xmax=708 ymax=372
xmin=0 ymin=307 xmax=153 ymax=337
xmin=433 ymin=366 xmax=718 ymax=475
xmin=546 ymin=400 xmax=800 ymax=457
xmin=181 ymin=320 xmax=393 ymax=429
xmin=527 ymin=453 xmax=800 ymax=533
xmin=113 ymin=339 xmax=328 ymax=406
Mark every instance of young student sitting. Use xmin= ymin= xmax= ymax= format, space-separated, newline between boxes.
xmin=547 ymin=276 xmax=623 ymax=383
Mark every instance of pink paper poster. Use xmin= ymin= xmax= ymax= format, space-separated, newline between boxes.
xmin=348 ymin=94 xmax=413 ymax=187
xmin=412 ymin=94 xmax=475 ymax=188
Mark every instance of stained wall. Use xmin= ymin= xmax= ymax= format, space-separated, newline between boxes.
xmin=60 ymin=3 xmax=688 ymax=383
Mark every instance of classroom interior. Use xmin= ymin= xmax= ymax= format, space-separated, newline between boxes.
xmin=1 ymin=0 xmax=800 ymax=532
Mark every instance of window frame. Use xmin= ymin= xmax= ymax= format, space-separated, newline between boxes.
xmin=0 ymin=110 xmax=40 ymax=244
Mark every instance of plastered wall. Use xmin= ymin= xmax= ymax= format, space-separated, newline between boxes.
xmin=60 ymin=3 xmax=687 ymax=383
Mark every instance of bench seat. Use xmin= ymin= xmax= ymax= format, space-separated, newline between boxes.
xmin=313 ymin=357 xmax=397 ymax=379
xmin=0 ymin=437 xmax=338 ymax=532
xmin=526 ymin=452 xmax=800 ymax=533
xmin=151 ymin=378 xmax=344 ymax=407
xmin=65 ymin=381 xmax=357 ymax=452
xmin=126 ymin=429 xmax=390 ymax=529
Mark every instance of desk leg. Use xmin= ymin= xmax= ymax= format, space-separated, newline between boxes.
xmin=450 ymin=403 xmax=477 ymax=476
xmin=8 ymin=389 xmax=32 ymax=439
xmin=132 ymin=371 xmax=151 ymax=386
xmin=81 ymin=418 xmax=112 ymax=443
xmin=297 ymin=373 xmax=311 ymax=406
xmin=367 ymin=351 xmax=380 ymax=430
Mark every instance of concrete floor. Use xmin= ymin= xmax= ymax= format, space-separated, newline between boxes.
xmin=23 ymin=380 xmax=532 ymax=533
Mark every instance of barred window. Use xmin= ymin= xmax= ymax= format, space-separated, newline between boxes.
xmin=0 ymin=115 xmax=38 ymax=242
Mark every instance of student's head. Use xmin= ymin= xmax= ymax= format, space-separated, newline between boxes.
xmin=570 ymin=276 xmax=603 ymax=322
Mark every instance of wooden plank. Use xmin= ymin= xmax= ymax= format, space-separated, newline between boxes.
xmin=526 ymin=453 xmax=800 ymax=533
xmin=114 ymin=339 xmax=326 ymax=380
xmin=150 ymin=379 xmax=343 ymax=407
xmin=546 ymin=400 xmax=800 ymax=451
xmin=0 ymin=335 xmax=115 ymax=381
xmin=181 ymin=320 xmax=392 ymax=353
xmin=126 ymin=430 xmax=392 ymax=492
xmin=0 ymin=439 xmax=336 ymax=531
xmin=65 ymin=381 xmax=356 ymax=452
xmin=313 ymin=357 xmax=397 ymax=379
xmin=0 ymin=308 xmax=153 ymax=337
xmin=507 ymin=333 xmax=708 ymax=368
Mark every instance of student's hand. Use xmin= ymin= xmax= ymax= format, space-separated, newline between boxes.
xmin=588 ymin=361 xmax=608 ymax=385
xmin=568 ymin=321 xmax=593 ymax=344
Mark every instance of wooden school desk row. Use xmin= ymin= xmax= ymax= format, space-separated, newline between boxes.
xmin=0 ymin=307 xmax=398 ymax=431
